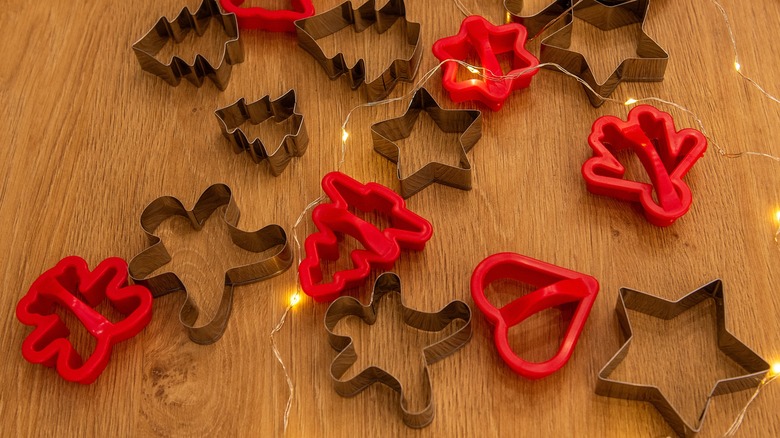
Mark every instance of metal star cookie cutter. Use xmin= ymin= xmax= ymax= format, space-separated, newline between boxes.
xmin=128 ymin=184 xmax=293 ymax=344
xmin=294 ymin=0 xmax=422 ymax=102
xmin=324 ymin=272 xmax=472 ymax=428
xmin=371 ymin=87 xmax=482 ymax=198
xmin=215 ymin=89 xmax=308 ymax=176
xmin=132 ymin=0 xmax=244 ymax=90
xmin=596 ymin=280 xmax=770 ymax=437
xmin=539 ymin=0 xmax=668 ymax=107
xmin=504 ymin=0 xmax=576 ymax=39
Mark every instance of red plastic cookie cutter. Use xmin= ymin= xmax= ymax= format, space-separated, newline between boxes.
xmin=432 ymin=15 xmax=539 ymax=111
xmin=470 ymin=252 xmax=599 ymax=379
xmin=219 ymin=0 xmax=314 ymax=32
xmin=16 ymin=256 xmax=153 ymax=384
xmin=582 ymin=104 xmax=708 ymax=227
xmin=299 ymin=172 xmax=433 ymax=303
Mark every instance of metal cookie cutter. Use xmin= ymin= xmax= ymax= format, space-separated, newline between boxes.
xmin=470 ymin=252 xmax=599 ymax=379
xmin=582 ymin=105 xmax=707 ymax=227
xmin=539 ymin=0 xmax=668 ymax=107
xmin=16 ymin=256 xmax=153 ymax=384
xmin=215 ymin=89 xmax=308 ymax=176
xmin=128 ymin=184 xmax=293 ymax=344
xmin=324 ymin=272 xmax=472 ymax=428
xmin=371 ymin=87 xmax=482 ymax=198
xmin=294 ymin=0 xmax=422 ymax=102
xmin=596 ymin=280 xmax=770 ymax=437
xmin=132 ymin=0 xmax=244 ymax=90
xmin=299 ymin=172 xmax=433 ymax=303
xmin=504 ymin=0 xmax=575 ymax=38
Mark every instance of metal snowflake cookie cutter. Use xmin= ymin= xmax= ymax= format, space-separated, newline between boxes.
xmin=324 ymin=272 xmax=472 ymax=428
xmin=596 ymin=280 xmax=770 ymax=437
xmin=539 ymin=0 xmax=668 ymax=107
xmin=128 ymin=184 xmax=293 ymax=344
xmin=132 ymin=0 xmax=244 ymax=90
xmin=371 ymin=87 xmax=482 ymax=198
xmin=294 ymin=0 xmax=422 ymax=102
xmin=215 ymin=89 xmax=308 ymax=176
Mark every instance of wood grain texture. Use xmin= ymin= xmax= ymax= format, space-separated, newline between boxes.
xmin=2 ymin=0 xmax=780 ymax=436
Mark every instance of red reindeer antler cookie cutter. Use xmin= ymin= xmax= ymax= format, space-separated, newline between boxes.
xmin=16 ymin=256 xmax=153 ymax=384
xmin=582 ymin=105 xmax=708 ymax=227
xmin=299 ymin=172 xmax=433 ymax=303
xmin=470 ymin=252 xmax=599 ymax=379
xmin=219 ymin=0 xmax=314 ymax=32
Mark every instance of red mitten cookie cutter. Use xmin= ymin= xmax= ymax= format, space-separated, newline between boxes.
xmin=16 ymin=256 xmax=153 ymax=384
xmin=582 ymin=105 xmax=708 ymax=227
xmin=470 ymin=252 xmax=599 ymax=379
xmin=432 ymin=15 xmax=539 ymax=111
xmin=219 ymin=0 xmax=314 ymax=32
xmin=299 ymin=172 xmax=433 ymax=303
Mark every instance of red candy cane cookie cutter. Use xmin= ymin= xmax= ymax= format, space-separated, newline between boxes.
xmin=16 ymin=256 xmax=153 ymax=384
xmin=470 ymin=252 xmax=599 ymax=379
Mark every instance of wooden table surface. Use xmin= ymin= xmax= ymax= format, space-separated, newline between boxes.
xmin=3 ymin=0 xmax=780 ymax=436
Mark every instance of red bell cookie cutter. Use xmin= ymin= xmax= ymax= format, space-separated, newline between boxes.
xmin=582 ymin=104 xmax=708 ymax=227
xmin=16 ymin=256 xmax=153 ymax=384
xmin=470 ymin=252 xmax=599 ymax=379
xmin=432 ymin=15 xmax=539 ymax=111
xmin=219 ymin=0 xmax=314 ymax=32
xmin=299 ymin=172 xmax=433 ymax=303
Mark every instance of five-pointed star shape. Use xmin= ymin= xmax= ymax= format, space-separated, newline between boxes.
xmin=370 ymin=87 xmax=482 ymax=198
xmin=540 ymin=0 xmax=668 ymax=107
xmin=596 ymin=280 xmax=769 ymax=437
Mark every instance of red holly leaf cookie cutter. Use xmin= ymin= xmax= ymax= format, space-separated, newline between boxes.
xmin=471 ymin=252 xmax=599 ymax=379
xmin=219 ymin=0 xmax=314 ymax=32
xmin=582 ymin=104 xmax=708 ymax=227
xmin=432 ymin=15 xmax=539 ymax=111
xmin=16 ymin=256 xmax=153 ymax=384
xmin=299 ymin=172 xmax=433 ymax=303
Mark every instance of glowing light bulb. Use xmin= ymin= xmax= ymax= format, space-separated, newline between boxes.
xmin=734 ymin=61 xmax=741 ymax=72
xmin=775 ymin=210 xmax=780 ymax=222
xmin=467 ymin=65 xmax=480 ymax=74
xmin=289 ymin=293 xmax=301 ymax=307
xmin=341 ymin=129 xmax=349 ymax=142
xmin=505 ymin=12 xmax=512 ymax=24
xmin=624 ymin=98 xmax=638 ymax=105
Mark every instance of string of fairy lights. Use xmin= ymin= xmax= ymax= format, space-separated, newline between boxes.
xmin=268 ymin=0 xmax=780 ymax=434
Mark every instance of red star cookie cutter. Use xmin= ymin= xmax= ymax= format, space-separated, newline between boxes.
xmin=582 ymin=105 xmax=708 ymax=227
xmin=470 ymin=252 xmax=599 ymax=379
xmin=299 ymin=172 xmax=433 ymax=303
xmin=219 ymin=0 xmax=314 ymax=32
xmin=16 ymin=256 xmax=153 ymax=384
xmin=432 ymin=15 xmax=539 ymax=111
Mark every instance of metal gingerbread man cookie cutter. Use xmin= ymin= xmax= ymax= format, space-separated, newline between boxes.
xmin=128 ymin=184 xmax=293 ymax=344
xmin=324 ymin=272 xmax=472 ymax=428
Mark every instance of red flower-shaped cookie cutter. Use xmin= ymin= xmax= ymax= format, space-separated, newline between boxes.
xmin=16 ymin=256 xmax=153 ymax=384
xmin=432 ymin=15 xmax=539 ymax=111
xmin=471 ymin=252 xmax=599 ymax=379
xmin=299 ymin=172 xmax=433 ymax=303
xmin=582 ymin=104 xmax=708 ymax=227
xmin=219 ymin=0 xmax=314 ymax=32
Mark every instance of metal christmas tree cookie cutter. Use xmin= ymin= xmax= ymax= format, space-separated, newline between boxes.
xmin=215 ymin=89 xmax=308 ymax=176
xmin=132 ymin=0 xmax=244 ymax=90
xmin=294 ymin=0 xmax=422 ymax=102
